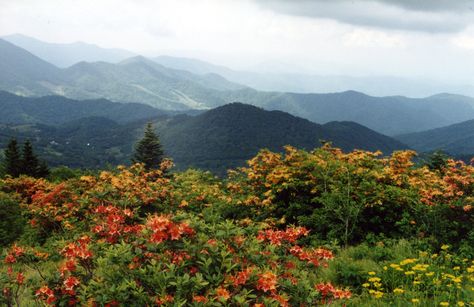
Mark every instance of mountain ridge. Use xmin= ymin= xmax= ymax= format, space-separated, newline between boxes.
xmin=0 ymin=93 xmax=407 ymax=173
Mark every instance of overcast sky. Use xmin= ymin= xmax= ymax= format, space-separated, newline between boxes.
xmin=1 ymin=0 xmax=474 ymax=84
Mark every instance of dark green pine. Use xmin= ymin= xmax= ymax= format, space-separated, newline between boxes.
xmin=21 ymin=139 xmax=40 ymax=177
xmin=3 ymin=138 xmax=22 ymax=177
xmin=132 ymin=122 xmax=164 ymax=170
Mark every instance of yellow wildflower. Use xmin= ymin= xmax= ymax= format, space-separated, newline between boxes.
xmin=452 ymin=277 xmax=462 ymax=283
xmin=393 ymin=288 xmax=404 ymax=294
xmin=441 ymin=244 xmax=449 ymax=250
xmin=400 ymin=258 xmax=417 ymax=266
xmin=440 ymin=302 xmax=449 ymax=306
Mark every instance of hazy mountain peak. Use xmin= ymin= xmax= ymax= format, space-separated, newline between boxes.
xmin=2 ymin=33 xmax=136 ymax=68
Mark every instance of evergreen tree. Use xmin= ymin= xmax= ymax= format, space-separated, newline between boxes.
xmin=37 ymin=160 xmax=50 ymax=178
xmin=21 ymin=140 xmax=40 ymax=177
xmin=3 ymin=138 xmax=21 ymax=177
xmin=132 ymin=122 xmax=164 ymax=170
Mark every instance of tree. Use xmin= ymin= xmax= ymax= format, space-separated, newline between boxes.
xmin=21 ymin=139 xmax=40 ymax=177
xmin=3 ymin=138 xmax=21 ymax=177
xmin=132 ymin=122 xmax=164 ymax=170
xmin=18 ymin=140 xmax=49 ymax=178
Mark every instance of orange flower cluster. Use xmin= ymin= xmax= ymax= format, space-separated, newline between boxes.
xmin=35 ymin=286 xmax=56 ymax=305
xmin=315 ymin=282 xmax=352 ymax=301
xmin=92 ymin=205 xmax=142 ymax=243
xmin=257 ymin=226 xmax=309 ymax=245
xmin=256 ymin=271 xmax=278 ymax=293
xmin=145 ymin=214 xmax=195 ymax=243
xmin=62 ymin=236 xmax=93 ymax=260
xmin=289 ymin=245 xmax=334 ymax=267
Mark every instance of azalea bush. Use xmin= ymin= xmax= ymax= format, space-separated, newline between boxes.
xmin=0 ymin=162 xmax=351 ymax=306
xmin=0 ymin=145 xmax=472 ymax=306
xmin=224 ymin=145 xmax=474 ymax=249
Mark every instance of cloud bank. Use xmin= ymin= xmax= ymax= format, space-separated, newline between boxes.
xmin=256 ymin=0 xmax=474 ymax=32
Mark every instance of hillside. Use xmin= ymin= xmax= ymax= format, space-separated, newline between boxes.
xmin=0 ymin=96 xmax=406 ymax=172
xmin=156 ymin=103 xmax=406 ymax=173
xmin=0 ymin=39 xmax=63 ymax=95
xmin=396 ymin=119 xmax=474 ymax=156
xmin=0 ymin=91 xmax=166 ymax=125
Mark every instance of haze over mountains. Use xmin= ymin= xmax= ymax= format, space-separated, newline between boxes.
xmin=4 ymin=34 xmax=474 ymax=98
xmin=2 ymin=36 xmax=474 ymax=136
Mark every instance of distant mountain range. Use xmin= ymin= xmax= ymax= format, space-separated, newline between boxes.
xmin=2 ymin=36 xmax=474 ymax=135
xmin=3 ymin=34 xmax=136 ymax=68
xmin=153 ymin=55 xmax=474 ymax=98
xmin=5 ymin=34 xmax=473 ymax=98
xmin=0 ymin=38 xmax=246 ymax=110
xmin=396 ymin=119 xmax=474 ymax=157
xmin=0 ymin=92 xmax=406 ymax=173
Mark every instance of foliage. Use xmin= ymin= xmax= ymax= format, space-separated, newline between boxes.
xmin=0 ymin=192 xmax=24 ymax=246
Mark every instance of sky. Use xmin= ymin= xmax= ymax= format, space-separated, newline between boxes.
xmin=1 ymin=0 xmax=474 ymax=85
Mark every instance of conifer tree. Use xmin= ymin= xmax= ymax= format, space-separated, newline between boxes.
xmin=132 ymin=122 xmax=164 ymax=170
xmin=3 ymin=138 xmax=21 ymax=177
xmin=21 ymin=140 xmax=39 ymax=177
xmin=20 ymin=140 xmax=49 ymax=178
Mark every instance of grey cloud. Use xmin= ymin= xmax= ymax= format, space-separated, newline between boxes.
xmin=256 ymin=0 xmax=474 ymax=32
xmin=368 ymin=0 xmax=474 ymax=12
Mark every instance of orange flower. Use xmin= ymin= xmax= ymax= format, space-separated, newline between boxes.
xmin=16 ymin=272 xmax=25 ymax=285
xmin=256 ymin=271 xmax=277 ymax=293
xmin=193 ymin=295 xmax=208 ymax=303
xmin=230 ymin=267 xmax=253 ymax=287
xmin=4 ymin=254 xmax=16 ymax=264
xmin=216 ymin=287 xmax=230 ymax=301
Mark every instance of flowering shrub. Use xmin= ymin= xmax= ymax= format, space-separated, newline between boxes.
xmin=0 ymin=146 xmax=472 ymax=305
xmin=0 ymin=162 xmax=351 ymax=306
xmin=225 ymin=145 xmax=474 ymax=248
